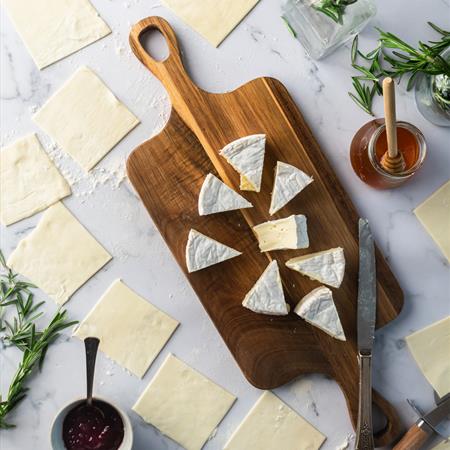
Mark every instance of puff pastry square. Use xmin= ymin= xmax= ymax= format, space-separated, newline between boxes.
xmin=133 ymin=354 xmax=235 ymax=450
xmin=162 ymin=0 xmax=260 ymax=47
xmin=75 ymin=280 xmax=178 ymax=378
xmin=224 ymin=391 xmax=326 ymax=450
xmin=414 ymin=180 xmax=450 ymax=262
xmin=406 ymin=316 xmax=450 ymax=398
xmin=3 ymin=0 xmax=110 ymax=69
xmin=0 ymin=134 xmax=70 ymax=225
xmin=7 ymin=203 xmax=111 ymax=305
xmin=34 ymin=67 xmax=139 ymax=171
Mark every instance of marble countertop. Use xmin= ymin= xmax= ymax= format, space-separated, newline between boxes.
xmin=1 ymin=0 xmax=449 ymax=449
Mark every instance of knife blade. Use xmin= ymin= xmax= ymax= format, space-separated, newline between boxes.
xmin=355 ymin=218 xmax=377 ymax=450
xmin=393 ymin=395 xmax=450 ymax=450
xmin=424 ymin=394 xmax=450 ymax=432
xmin=357 ymin=218 xmax=377 ymax=354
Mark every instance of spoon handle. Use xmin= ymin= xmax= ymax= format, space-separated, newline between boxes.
xmin=382 ymin=77 xmax=398 ymax=158
xmin=84 ymin=337 xmax=100 ymax=406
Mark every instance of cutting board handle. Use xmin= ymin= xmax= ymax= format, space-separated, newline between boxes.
xmin=129 ymin=17 xmax=200 ymax=114
xmin=372 ymin=389 xmax=404 ymax=447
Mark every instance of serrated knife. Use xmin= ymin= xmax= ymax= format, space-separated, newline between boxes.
xmin=355 ymin=218 xmax=376 ymax=450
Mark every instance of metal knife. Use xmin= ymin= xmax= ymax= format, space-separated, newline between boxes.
xmin=355 ymin=218 xmax=377 ymax=450
xmin=393 ymin=394 xmax=450 ymax=450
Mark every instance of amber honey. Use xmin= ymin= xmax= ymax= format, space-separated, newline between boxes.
xmin=350 ymin=119 xmax=426 ymax=189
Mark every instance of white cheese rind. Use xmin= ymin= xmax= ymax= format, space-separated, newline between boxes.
xmin=186 ymin=229 xmax=241 ymax=273
xmin=253 ymin=215 xmax=309 ymax=252
xmin=198 ymin=173 xmax=252 ymax=215
xmin=286 ymin=247 xmax=345 ymax=288
xmin=294 ymin=286 xmax=346 ymax=341
xmin=219 ymin=134 xmax=266 ymax=192
xmin=242 ymin=260 xmax=289 ymax=315
xmin=270 ymin=161 xmax=313 ymax=215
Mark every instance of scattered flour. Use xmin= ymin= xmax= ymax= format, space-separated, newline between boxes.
xmin=335 ymin=433 xmax=354 ymax=450
xmin=40 ymin=135 xmax=127 ymax=198
xmin=115 ymin=44 xmax=125 ymax=55
xmin=207 ymin=428 xmax=218 ymax=442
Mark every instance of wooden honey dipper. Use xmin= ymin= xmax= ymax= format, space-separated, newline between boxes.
xmin=380 ymin=78 xmax=406 ymax=173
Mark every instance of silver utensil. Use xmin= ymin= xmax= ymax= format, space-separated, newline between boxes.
xmin=355 ymin=218 xmax=377 ymax=450
xmin=84 ymin=337 xmax=100 ymax=407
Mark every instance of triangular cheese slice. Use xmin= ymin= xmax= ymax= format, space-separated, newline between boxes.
xmin=253 ymin=215 xmax=309 ymax=252
xmin=186 ymin=229 xmax=241 ymax=273
xmin=198 ymin=174 xmax=253 ymax=215
xmin=219 ymin=134 xmax=266 ymax=192
xmin=269 ymin=161 xmax=313 ymax=215
xmin=286 ymin=247 xmax=345 ymax=288
xmin=294 ymin=286 xmax=346 ymax=341
xmin=242 ymin=260 xmax=289 ymax=315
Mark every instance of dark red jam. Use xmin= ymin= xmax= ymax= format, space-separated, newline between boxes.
xmin=62 ymin=400 xmax=124 ymax=450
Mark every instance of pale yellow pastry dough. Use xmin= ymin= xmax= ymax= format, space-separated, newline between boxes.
xmin=0 ymin=134 xmax=70 ymax=226
xmin=162 ymin=0 xmax=260 ymax=47
xmin=133 ymin=354 xmax=236 ymax=450
xmin=7 ymin=202 xmax=111 ymax=305
xmin=34 ymin=67 xmax=139 ymax=171
xmin=75 ymin=280 xmax=178 ymax=378
xmin=224 ymin=391 xmax=326 ymax=450
xmin=406 ymin=316 xmax=450 ymax=398
xmin=432 ymin=440 xmax=450 ymax=450
xmin=414 ymin=180 xmax=450 ymax=262
xmin=2 ymin=0 xmax=110 ymax=69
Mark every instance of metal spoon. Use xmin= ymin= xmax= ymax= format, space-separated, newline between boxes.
xmin=84 ymin=337 xmax=100 ymax=407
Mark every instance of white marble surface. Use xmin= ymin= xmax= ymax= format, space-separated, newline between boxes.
xmin=1 ymin=0 xmax=449 ymax=449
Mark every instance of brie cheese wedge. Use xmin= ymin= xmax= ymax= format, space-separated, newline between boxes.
xmin=294 ymin=286 xmax=346 ymax=341
xmin=286 ymin=247 xmax=345 ymax=288
xmin=242 ymin=260 xmax=289 ymax=315
xmin=198 ymin=173 xmax=253 ymax=215
xmin=253 ymin=215 xmax=309 ymax=252
xmin=186 ymin=229 xmax=241 ymax=273
xmin=219 ymin=134 xmax=266 ymax=192
xmin=270 ymin=161 xmax=313 ymax=215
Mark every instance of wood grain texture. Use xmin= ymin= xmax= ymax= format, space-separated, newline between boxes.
xmin=127 ymin=17 xmax=404 ymax=446
xmin=392 ymin=424 xmax=431 ymax=450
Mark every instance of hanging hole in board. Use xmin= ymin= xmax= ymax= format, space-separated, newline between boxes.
xmin=139 ymin=28 xmax=170 ymax=62
xmin=373 ymin=401 xmax=389 ymax=437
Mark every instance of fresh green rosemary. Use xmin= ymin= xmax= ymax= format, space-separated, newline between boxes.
xmin=281 ymin=16 xmax=297 ymax=38
xmin=349 ymin=22 xmax=450 ymax=115
xmin=0 ymin=251 xmax=77 ymax=428
xmin=314 ymin=0 xmax=358 ymax=24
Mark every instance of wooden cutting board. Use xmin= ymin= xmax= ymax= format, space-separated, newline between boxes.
xmin=127 ymin=17 xmax=404 ymax=446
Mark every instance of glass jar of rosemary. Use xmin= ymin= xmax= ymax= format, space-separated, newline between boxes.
xmin=281 ymin=0 xmax=376 ymax=60
xmin=415 ymin=46 xmax=450 ymax=127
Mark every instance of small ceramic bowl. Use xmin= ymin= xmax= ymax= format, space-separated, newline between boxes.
xmin=50 ymin=397 xmax=133 ymax=450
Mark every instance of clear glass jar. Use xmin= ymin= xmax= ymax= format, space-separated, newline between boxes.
xmin=414 ymin=47 xmax=450 ymax=127
xmin=350 ymin=120 xmax=427 ymax=189
xmin=281 ymin=0 xmax=376 ymax=60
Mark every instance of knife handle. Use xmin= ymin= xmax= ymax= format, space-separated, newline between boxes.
xmin=355 ymin=353 xmax=375 ymax=450
xmin=392 ymin=422 xmax=433 ymax=450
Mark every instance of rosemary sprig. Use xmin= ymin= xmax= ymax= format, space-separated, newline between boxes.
xmin=2 ymin=292 xmax=45 ymax=351
xmin=0 ymin=252 xmax=35 ymax=317
xmin=281 ymin=16 xmax=297 ymax=38
xmin=349 ymin=22 xmax=450 ymax=115
xmin=0 ymin=251 xmax=77 ymax=428
xmin=314 ymin=0 xmax=358 ymax=24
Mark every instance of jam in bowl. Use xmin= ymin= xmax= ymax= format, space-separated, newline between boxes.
xmin=51 ymin=398 xmax=132 ymax=450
